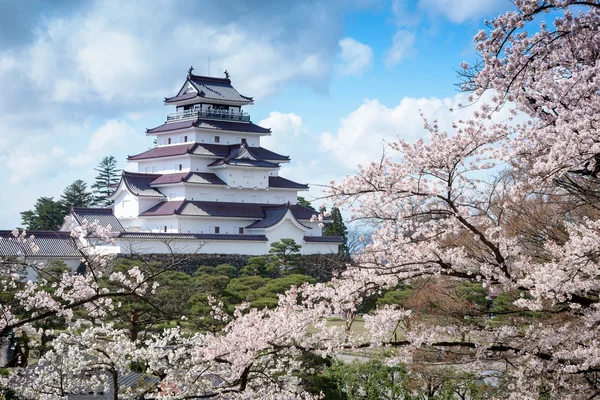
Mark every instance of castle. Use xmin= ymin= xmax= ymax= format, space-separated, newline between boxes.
xmin=59 ymin=69 xmax=342 ymax=256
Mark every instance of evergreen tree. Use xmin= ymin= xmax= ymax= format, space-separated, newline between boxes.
xmin=322 ymin=206 xmax=349 ymax=256
xmin=268 ymin=239 xmax=302 ymax=275
xmin=60 ymin=179 xmax=94 ymax=214
xmin=92 ymin=156 xmax=120 ymax=207
xmin=20 ymin=197 xmax=64 ymax=230
xmin=296 ymin=196 xmax=315 ymax=210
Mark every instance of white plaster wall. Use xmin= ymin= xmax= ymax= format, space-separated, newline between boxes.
xmin=298 ymin=220 xmax=324 ymax=236
xmin=136 ymin=156 xmax=191 ymax=174
xmin=263 ymin=218 xmax=309 ymax=247
xmin=118 ymin=238 xmax=267 ymax=255
xmin=300 ymin=242 xmax=340 ymax=255
xmin=179 ymin=218 xmax=255 ymax=235
xmin=153 ymin=128 xmax=197 ymax=145
xmin=135 ymin=217 xmax=256 ymax=235
xmin=214 ymin=168 xmax=269 ymax=189
xmin=133 ymin=216 xmax=181 ymax=233
xmin=158 ymin=186 xmax=186 ymax=201
xmin=113 ymin=190 xmax=140 ymax=219
xmin=181 ymin=186 xmax=297 ymax=204
xmin=195 ymin=132 xmax=259 ymax=147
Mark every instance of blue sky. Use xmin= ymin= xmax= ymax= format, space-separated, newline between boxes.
xmin=0 ymin=0 xmax=515 ymax=228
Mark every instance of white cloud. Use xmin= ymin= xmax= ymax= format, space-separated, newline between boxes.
xmin=385 ymin=30 xmax=415 ymax=68
xmin=5 ymin=145 xmax=67 ymax=184
xmin=320 ymin=92 xmax=518 ymax=170
xmin=418 ymin=0 xmax=504 ymax=23
xmin=69 ymin=120 xmax=138 ymax=167
xmin=259 ymin=112 xmax=306 ymax=153
xmin=337 ymin=37 xmax=373 ymax=76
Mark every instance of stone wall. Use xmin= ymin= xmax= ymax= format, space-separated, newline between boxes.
xmin=115 ymin=252 xmax=347 ymax=282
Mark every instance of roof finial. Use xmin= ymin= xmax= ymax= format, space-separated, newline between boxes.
xmin=187 ymin=66 xmax=194 ymax=77
xmin=224 ymin=69 xmax=230 ymax=79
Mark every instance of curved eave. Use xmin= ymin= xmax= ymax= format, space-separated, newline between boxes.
xmin=140 ymin=214 xmax=260 ymax=221
xmin=208 ymin=164 xmax=280 ymax=170
xmin=108 ymin=176 xmax=165 ymax=200
xmin=246 ymin=209 xmax=312 ymax=232
xmin=146 ymin=126 xmax=271 ymax=137
xmin=267 ymin=186 xmax=309 ymax=191
xmin=164 ymin=97 xmax=253 ymax=107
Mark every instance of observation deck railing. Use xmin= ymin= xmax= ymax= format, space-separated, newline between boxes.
xmin=167 ymin=109 xmax=250 ymax=122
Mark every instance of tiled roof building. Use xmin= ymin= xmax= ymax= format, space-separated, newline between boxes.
xmin=63 ymin=69 xmax=341 ymax=255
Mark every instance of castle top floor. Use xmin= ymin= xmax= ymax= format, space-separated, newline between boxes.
xmin=164 ymin=68 xmax=253 ymax=123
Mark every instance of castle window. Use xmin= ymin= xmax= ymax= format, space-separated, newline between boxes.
xmin=164 ymin=226 xmax=167 ymax=232
xmin=179 ymin=164 xmax=182 ymax=171
xmin=241 ymin=138 xmax=247 ymax=145
xmin=184 ymin=135 xmax=188 ymax=142
xmin=214 ymin=226 xmax=220 ymax=234
xmin=214 ymin=136 xmax=220 ymax=143
xmin=239 ymin=227 xmax=244 ymax=234
xmin=168 ymin=138 xmax=171 ymax=144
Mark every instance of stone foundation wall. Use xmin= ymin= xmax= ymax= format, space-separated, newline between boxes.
xmin=115 ymin=253 xmax=347 ymax=282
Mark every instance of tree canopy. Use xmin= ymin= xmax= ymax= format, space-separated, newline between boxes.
xmin=92 ymin=156 xmax=120 ymax=207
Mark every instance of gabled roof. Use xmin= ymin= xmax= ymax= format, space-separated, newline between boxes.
xmin=207 ymin=144 xmax=280 ymax=169
xmin=245 ymin=204 xmax=311 ymax=230
xmin=119 ymin=232 xmax=268 ymax=241
xmin=120 ymin=171 xmax=165 ymax=198
xmin=268 ymin=176 xmax=309 ymax=190
xmin=193 ymin=144 xmax=289 ymax=162
xmin=149 ymin=172 xmax=227 ymax=186
xmin=0 ymin=230 xmax=81 ymax=258
xmin=165 ymin=74 xmax=253 ymax=105
xmin=146 ymin=119 xmax=271 ymax=135
xmin=71 ymin=208 xmax=125 ymax=232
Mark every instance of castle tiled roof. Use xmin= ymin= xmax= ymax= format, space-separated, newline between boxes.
xmin=207 ymin=158 xmax=279 ymax=168
xmin=0 ymin=231 xmax=81 ymax=258
xmin=139 ymin=201 xmax=318 ymax=222
xmin=303 ymin=236 xmax=345 ymax=243
xmin=128 ymin=144 xmax=195 ymax=161
xmin=128 ymin=143 xmax=287 ymax=164
xmin=146 ymin=119 xmax=271 ymax=134
xmin=245 ymin=204 xmax=311 ymax=230
xmin=118 ymin=232 xmax=267 ymax=241
xmin=206 ymin=144 xmax=281 ymax=169
xmin=193 ymin=144 xmax=289 ymax=162
xmin=268 ymin=176 xmax=309 ymax=190
xmin=165 ymin=74 xmax=253 ymax=105
xmin=121 ymin=171 xmax=165 ymax=198
xmin=149 ymin=172 xmax=226 ymax=186
xmin=140 ymin=200 xmax=185 ymax=216
xmin=71 ymin=208 xmax=125 ymax=232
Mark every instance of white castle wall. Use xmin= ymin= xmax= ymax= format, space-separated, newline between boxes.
xmin=154 ymin=130 xmax=261 ymax=147
xmin=118 ymin=238 xmax=268 ymax=256
xmin=117 ymin=238 xmax=337 ymax=256
xmin=136 ymin=156 xmax=192 ymax=174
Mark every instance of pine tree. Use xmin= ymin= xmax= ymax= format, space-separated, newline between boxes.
xmin=322 ymin=207 xmax=349 ymax=256
xmin=268 ymin=239 xmax=302 ymax=275
xmin=20 ymin=197 xmax=64 ymax=230
xmin=92 ymin=156 xmax=120 ymax=207
xmin=60 ymin=180 xmax=94 ymax=214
